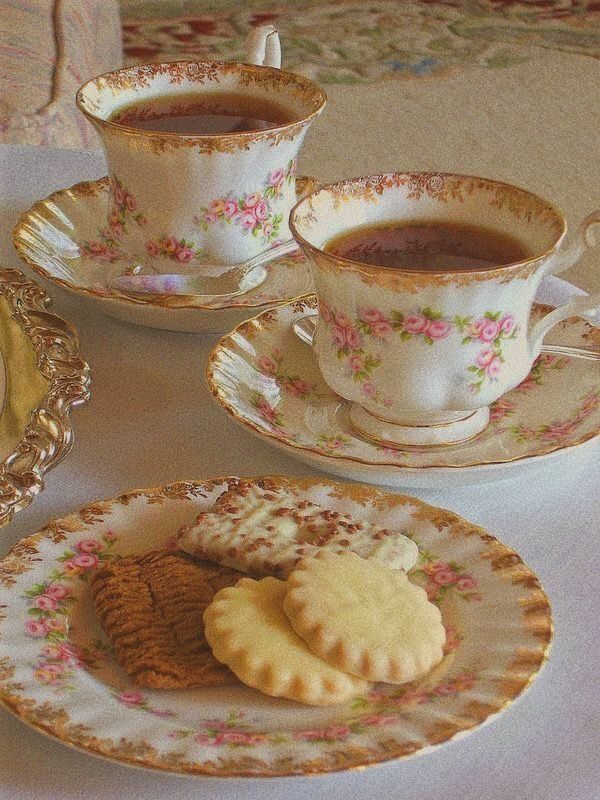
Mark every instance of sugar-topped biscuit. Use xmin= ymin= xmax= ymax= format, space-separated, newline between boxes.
xmin=178 ymin=478 xmax=418 ymax=578
xmin=203 ymin=576 xmax=369 ymax=706
xmin=283 ymin=551 xmax=446 ymax=684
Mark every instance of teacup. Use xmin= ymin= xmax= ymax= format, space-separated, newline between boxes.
xmin=290 ymin=172 xmax=600 ymax=447
xmin=76 ymin=51 xmax=326 ymax=268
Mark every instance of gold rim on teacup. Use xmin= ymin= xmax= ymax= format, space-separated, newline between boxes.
xmin=76 ymin=60 xmax=327 ymax=145
xmin=289 ymin=171 xmax=566 ymax=281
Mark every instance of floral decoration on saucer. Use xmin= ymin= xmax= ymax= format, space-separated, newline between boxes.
xmin=12 ymin=177 xmax=319 ymax=333
xmin=207 ymin=298 xmax=600 ymax=488
xmin=0 ymin=476 xmax=551 ymax=777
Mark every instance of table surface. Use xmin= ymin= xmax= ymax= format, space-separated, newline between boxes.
xmin=0 ymin=144 xmax=598 ymax=800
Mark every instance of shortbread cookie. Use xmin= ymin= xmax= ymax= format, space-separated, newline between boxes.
xmin=283 ymin=551 xmax=446 ymax=684
xmin=91 ymin=550 xmax=242 ymax=689
xmin=203 ymin=576 xmax=369 ymax=705
xmin=178 ymin=478 xmax=418 ymax=578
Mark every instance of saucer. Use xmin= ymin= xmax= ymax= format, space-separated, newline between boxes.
xmin=0 ymin=476 xmax=551 ymax=776
xmin=0 ymin=269 xmax=90 ymax=525
xmin=207 ymin=297 xmax=600 ymax=488
xmin=13 ymin=177 xmax=319 ymax=334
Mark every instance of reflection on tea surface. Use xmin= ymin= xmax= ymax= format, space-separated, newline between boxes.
xmin=325 ymin=220 xmax=532 ymax=271
xmin=109 ymin=91 xmax=294 ymax=135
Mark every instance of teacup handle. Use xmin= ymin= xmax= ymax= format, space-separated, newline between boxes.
xmin=245 ymin=26 xmax=282 ymax=69
xmin=528 ymin=212 xmax=600 ymax=355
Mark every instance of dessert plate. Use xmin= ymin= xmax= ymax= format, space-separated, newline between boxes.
xmin=0 ymin=476 xmax=551 ymax=777
xmin=12 ymin=177 xmax=319 ymax=334
xmin=207 ymin=298 xmax=600 ymax=488
xmin=0 ymin=269 xmax=90 ymax=525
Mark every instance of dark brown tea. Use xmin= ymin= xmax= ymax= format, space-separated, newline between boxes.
xmin=109 ymin=91 xmax=294 ymax=135
xmin=324 ymin=220 xmax=532 ymax=271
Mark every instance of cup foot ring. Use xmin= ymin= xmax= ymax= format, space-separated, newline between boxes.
xmin=348 ymin=405 xmax=490 ymax=447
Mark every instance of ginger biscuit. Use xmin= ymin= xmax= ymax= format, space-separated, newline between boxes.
xmin=91 ymin=549 xmax=243 ymax=689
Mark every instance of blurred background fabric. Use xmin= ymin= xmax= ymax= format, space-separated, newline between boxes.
xmin=120 ymin=0 xmax=599 ymax=84
xmin=0 ymin=0 xmax=122 ymax=148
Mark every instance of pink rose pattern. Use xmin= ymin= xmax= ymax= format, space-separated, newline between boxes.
xmin=499 ymin=389 xmax=599 ymax=444
xmin=25 ymin=533 xmax=117 ymax=690
xmin=315 ymin=433 xmax=352 ymax=451
xmin=514 ymin=353 xmax=570 ymax=393
xmin=169 ymin=712 xmax=270 ymax=747
xmin=80 ymin=163 xmax=295 ymax=264
xmin=489 ymin=397 xmax=517 ymax=422
xmin=145 ymin=235 xmax=201 ymax=262
xmin=115 ymin=690 xmax=176 ymax=719
xmin=197 ymin=159 xmax=296 ymax=245
xmin=454 ymin=311 xmax=517 ymax=392
xmin=250 ymin=392 xmax=292 ymax=439
xmin=411 ymin=559 xmax=482 ymax=604
xmin=168 ymin=666 xmax=478 ymax=747
xmin=357 ymin=672 xmax=476 ymax=718
xmin=489 ymin=354 xmax=573 ymax=424
xmin=320 ymin=300 xmax=389 ymax=406
xmin=257 ymin=347 xmax=315 ymax=399
xmin=81 ymin=177 xmax=148 ymax=262
xmin=321 ymin=301 xmax=518 ymax=401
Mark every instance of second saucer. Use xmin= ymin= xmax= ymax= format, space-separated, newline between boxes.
xmin=207 ymin=296 xmax=600 ymax=489
xmin=13 ymin=177 xmax=319 ymax=334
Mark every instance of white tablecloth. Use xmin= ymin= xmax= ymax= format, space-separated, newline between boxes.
xmin=0 ymin=145 xmax=598 ymax=800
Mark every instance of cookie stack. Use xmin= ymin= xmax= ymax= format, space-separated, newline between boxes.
xmin=204 ymin=551 xmax=446 ymax=706
xmin=91 ymin=478 xmax=445 ymax=704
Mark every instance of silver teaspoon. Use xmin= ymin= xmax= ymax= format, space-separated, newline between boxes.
xmin=109 ymin=239 xmax=299 ymax=302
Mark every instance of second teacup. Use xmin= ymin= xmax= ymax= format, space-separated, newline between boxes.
xmin=76 ymin=59 xmax=326 ymax=268
xmin=290 ymin=172 xmax=600 ymax=447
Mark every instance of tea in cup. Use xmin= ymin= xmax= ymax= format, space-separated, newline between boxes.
xmin=76 ymin=56 xmax=326 ymax=268
xmin=290 ymin=172 xmax=600 ymax=446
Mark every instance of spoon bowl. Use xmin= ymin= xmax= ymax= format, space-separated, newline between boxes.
xmin=110 ymin=239 xmax=298 ymax=304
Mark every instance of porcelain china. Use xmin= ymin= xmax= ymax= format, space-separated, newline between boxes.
xmin=207 ymin=297 xmax=600 ymax=488
xmin=76 ymin=56 xmax=326 ymax=266
xmin=13 ymin=28 xmax=320 ymax=332
xmin=0 ymin=269 xmax=90 ymax=525
xmin=0 ymin=476 xmax=551 ymax=777
xmin=12 ymin=177 xmax=318 ymax=333
xmin=289 ymin=172 xmax=600 ymax=446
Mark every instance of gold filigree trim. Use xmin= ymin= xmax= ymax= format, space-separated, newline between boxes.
xmin=290 ymin=172 xmax=566 ymax=291
xmin=0 ymin=476 xmax=552 ymax=777
xmin=0 ymin=270 xmax=90 ymax=526
xmin=76 ymin=61 xmax=326 ymax=154
xmin=206 ymin=298 xmax=600 ymax=471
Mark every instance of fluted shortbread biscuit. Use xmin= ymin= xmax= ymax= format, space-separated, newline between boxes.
xmin=178 ymin=478 xmax=418 ymax=578
xmin=203 ymin=576 xmax=369 ymax=705
xmin=283 ymin=551 xmax=446 ymax=684
xmin=91 ymin=550 xmax=242 ymax=689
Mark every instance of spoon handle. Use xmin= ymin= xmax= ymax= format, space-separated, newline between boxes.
xmin=539 ymin=344 xmax=600 ymax=361
xmin=240 ymin=239 xmax=299 ymax=271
